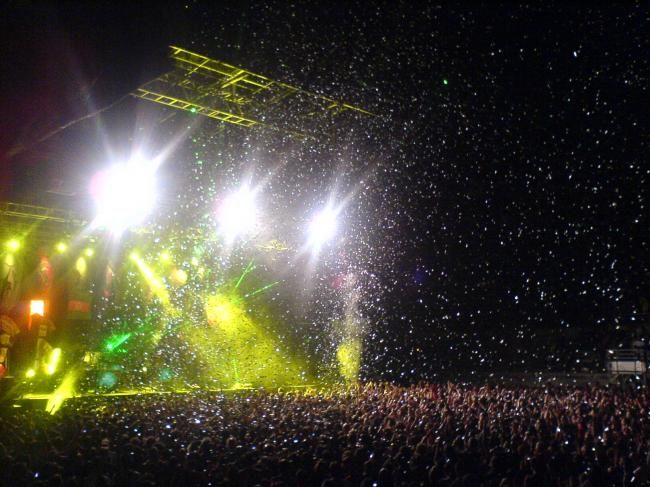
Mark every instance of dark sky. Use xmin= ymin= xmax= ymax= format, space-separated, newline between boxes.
xmin=1 ymin=2 xmax=648 ymax=377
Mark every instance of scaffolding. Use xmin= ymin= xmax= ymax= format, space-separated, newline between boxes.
xmin=132 ymin=46 xmax=373 ymax=137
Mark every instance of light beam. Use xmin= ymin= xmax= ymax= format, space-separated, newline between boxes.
xmin=307 ymin=205 xmax=339 ymax=250
xmin=216 ymin=185 xmax=258 ymax=243
xmin=91 ymin=156 xmax=158 ymax=234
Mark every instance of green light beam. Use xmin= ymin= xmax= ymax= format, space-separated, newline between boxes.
xmin=242 ymin=280 xmax=280 ymax=299
xmin=105 ymin=332 xmax=132 ymax=352
xmin=234 ymin=259 xmax=256 ymax=289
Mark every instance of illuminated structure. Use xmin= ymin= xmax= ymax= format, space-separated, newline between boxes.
xmin=0 ymin=202 xmax=84 ymax=246
xmin=0 ymin=202 xmax=82 ymax=225
xmin=133 ymin=46 xmax=373 ymax=137
xmin=0 ymin=47 xmax=373 ymax=409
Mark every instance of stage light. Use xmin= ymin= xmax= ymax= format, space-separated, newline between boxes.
xmin=30 ymin=300 xmax=45 ymax=317
xmin=205 ymin=294 xmax=242 ymax=333
xmin=26 ymin=368 xmax=36 ymax=378
xmin=46 ymin=370 xmax=78 ymax=414
xmin=159 ymin=250 xmax=171 ymax=263
xmin=216 ymin=185 xmax=257 ymax=242
xmin=170 ymin=268 xmax=188 ymax=285
xmin=55 ymin=242 xmax=68 ymax=253
xmin=159 ymin=368 xmax=175 ymax=382
xmin=46 ymin=348 xmax=62 ymax=375
xmin=84 ymin=247 xmax=94 ymax=258
xmin=105 ymin=333 xmax=131 ymax=352
xmin=98 ymin=371 xmax=118 ymax=389
xmin=75 ymin=257 xmax=87 ymax=277
xmin=91 ymin=157 xmax=158 ymax=233
xmin=6 ymin=239 xmax=20 ymax=251
xmin=130 ymin=253 xmax=170 ymax=306
xmin=307 ymin=206 xmax=339 ymax=249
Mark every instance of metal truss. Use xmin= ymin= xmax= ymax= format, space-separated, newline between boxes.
xmin=0 ymin=202 xmax=83 ymax=225
xmin=132 ymin=46 xmax=373 ymax=136
xmin=0 ymin=202 xmax=85 ymax=243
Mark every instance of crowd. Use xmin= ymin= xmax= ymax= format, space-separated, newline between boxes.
xmin=1 ymin=382 xmax=649 ymax=486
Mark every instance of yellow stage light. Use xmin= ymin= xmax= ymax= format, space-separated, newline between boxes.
xmin=170 ymin=268 xmax=188 ymax=285
xmin=84 ymin=248 xmax=94 ymax=257
xmin=46 ymin=348 xmax=62 ymax=375
xmin=26 ymin=368 xmax=36 ymax=378
xmin=75 ymin=257 xmax=87 ymax=277
xmin=130 ymin=253 xmax=170 ymax=305
xmin=6 ymin=239 xmax=20 ymax=251
xmin=55 ymin=242 xmax=68 ymax=253
xmin=46 ymin=369 xmax=78 ymax=414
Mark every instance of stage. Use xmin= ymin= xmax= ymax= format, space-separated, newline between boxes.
xmin=2 ymin=375 xmax=317 ymax=413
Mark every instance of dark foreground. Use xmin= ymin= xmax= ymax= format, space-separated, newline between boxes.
xmin=1 ymin=383 xmax=648 ymax=486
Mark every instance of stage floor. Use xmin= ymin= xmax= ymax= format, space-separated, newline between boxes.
xmin=1 ymin=376 xmax=317 ymax=413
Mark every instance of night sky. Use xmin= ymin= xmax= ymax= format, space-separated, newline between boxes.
xmin=1 ymin=2 xmax=648 ymax=380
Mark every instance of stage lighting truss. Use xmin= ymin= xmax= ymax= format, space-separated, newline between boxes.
xmin=0 ymin=202 xmax=85 ymax=243
xmin=256 ymin=239 xmax=290 ymax=252
xmin=132 ymin=46 xmax=374 ymax=137
xmin=0 ymin=202 xmax=82 ymax=224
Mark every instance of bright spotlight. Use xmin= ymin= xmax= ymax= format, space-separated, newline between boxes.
xmin=30 ymin=300 xmax=45 ymax=317
xmin=91 ymin=158 xmax=158 ymax=233
xmin=46 ymin=348 xmax=62 ymax=375
xmin=55 ymin=242 xmax=68 ymax=253
xmin=307 ymin=206 xmax=339 ymax=249
xmin=75 ymin=257 xmax=87 ymax=277
xmin=216 ymin=186 xmax=257 ymax=242
xmin=6 ymin=239 xmax=20 ymax=251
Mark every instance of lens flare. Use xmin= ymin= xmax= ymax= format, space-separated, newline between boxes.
xmin=6 ymin=239 xmax=20 ymax=251
xmin=216 ymin=185 xmax=258 ymax=242
xmin=98 ymin=371 xmax=118 ymax=389
xmin=307 ymin=206 xmax=339 ymax=249
xmin=30 ymin=300 xmax=45 ymax=317
xmin=91 ymin=157 xmax=158 ymax=233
